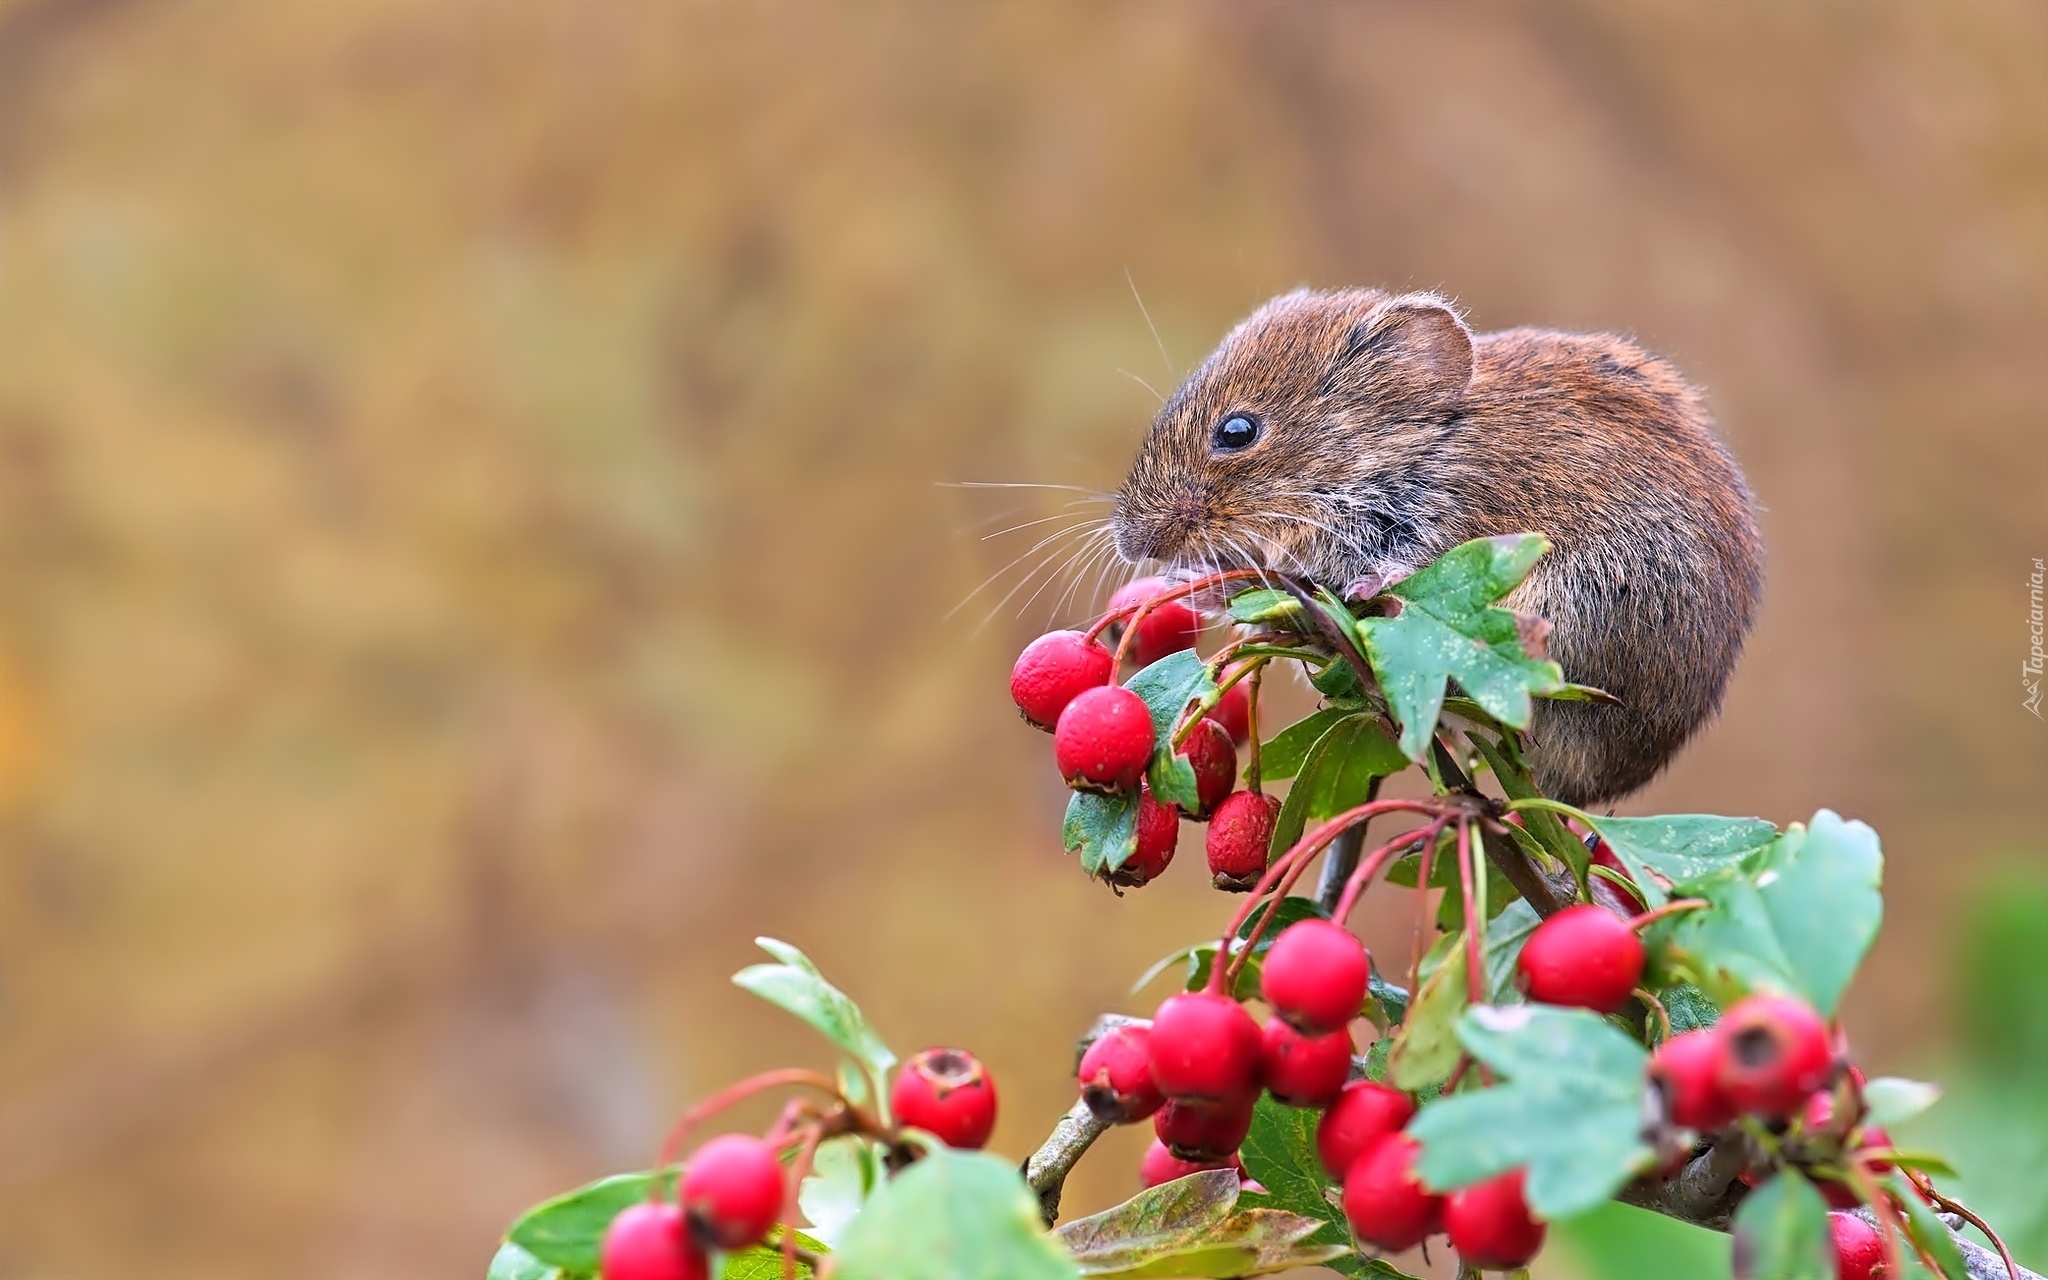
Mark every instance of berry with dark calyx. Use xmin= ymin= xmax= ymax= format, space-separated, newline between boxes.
xmin=1444 ymin=1169 xmax=1546 ymax=1270
xmin=1829 ymin=1211 xmax=1886 ymax=1280
xmin=1106 ymin=788 xmax=1178 ymax=888
xmin=1149 ymin=990 xmax=1264 ymax=1103
xmin=1153 ymin=1096 xmax=1256 ymax=1163
xmin=1207 ymin=682 xmax=1251 ymax=744
xmin=1261 ymin=918 xmax=1370 ymax=1034
xmin=601 ymin=1202 xmax=706 ymax=1280
xmin=1054 ymin=685 xmax=1155 ymax=794
xmin=1176 ymin=718 xmax=1238 ymax=821
xmin=892 ymin=1048 xmax=999 ymax=1149
xmin=1140 ymin=1139 xmax=1244 ymax=1188
xmin=678 ymin=1134 xmax=784 ymax=1251
xmin=1341 ymin=1134 xmax=1445 ymax=1253
xmin=1010 ymin=630 xmax=1114 ymax=731
xmin=1260 ymin=1018 xmax=1354 ymax=1108
xmin=1716 ymin=993 xmax=1837 ymax=1119
xmin=1650 ymin=1028 xmax=1739 ymax=1132
xmin=1206 ymin=790 xmax=1280 ymax=891
xmin=1317 ymin=1081 xmax=1417 ymax=1180
xmin=1078 ymin=1024 xmax=1165 ymax=1123
xmin=1110 ymin=577 xmax=1202 ymax=667
xmin=1514 ymin=903 xmax=1646 ymax=1014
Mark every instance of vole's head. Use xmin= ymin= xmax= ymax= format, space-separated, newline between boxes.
xmin=1112 ymin=288 xmax=1476 ymax=586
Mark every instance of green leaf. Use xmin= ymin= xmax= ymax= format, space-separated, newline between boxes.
xmin=1891 ymin=1174 xmax=1971 ymax=1280
xmin=830 ymin=1148 xmax=1077 ymax=1280
xmin=1863 ymin=1077 xmax=1943 ymax=1129
xmin=1409 ymin=1005 xmax=1653 ymax=1219
xmin=797 ymin=1135 xmax=878 ymax=1246
xmin=487 ymin=1242 xmax=560 ymax=1280
xmin=1584 ymin=814 xmax=1779 ymax=909
xmin=1388 ymin=901 xmax=1542 ymax=1090
xmin=1730 ymin=1171 xmax=1832 ymax=1280
xmin=734 ymin=939 xmax=897 ymax=1087
xmin=1658 ymin=982 xmax=1721 ymax=1037
xmin=719 ymin=1235 xmax=828 ymax=1280
xmin=1237 ymin=1095 xmax=1422 ymax=1279
xmin=1227 ymin=588 xmax=1304 ymax=626
xmin=1268 ymin=714 xmax=1406 ymax=856
xmin=507 ymin=1172 xmax=671 ymax=1273
xmin=1310 ymin=654 xmax=1365 ymax=701
xmin=1064 ymin=790 xmax=1140 ymax=879
xmin=1354 ymin=534 xmax=1565 ymax=760
xmin=1468 ymin=732 xmax=1587 ymax=881
xmin=1877 ymin=1150 xmax=1960 ymax=1178
xmin=1665 ymin=811 xmax=1884 ymax=1016
xmin=1259 ymin=708 xmax=1358 ymax=782
xmin=1054 ymin=1169 xmax=1350 ymax=1277
xmin=1124 ymin=650 xmax=1219 ymax=810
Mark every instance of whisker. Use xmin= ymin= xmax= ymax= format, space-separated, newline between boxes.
xmin=1125 ymin=265 xmax=1174 ymax=376
xmin=1031 ymin=526 xmax=1118 ymax=625
xmin=979 ymin=511 xmax=1103 ymax=543
xmin=1117 ymin=368 xmax=1165 ymax=404
xmin=1048 ymin=526 xmax=1120 ymax=623
xmin=977 ymin=523 xmax=1109 ymax=632
xmin=939 ymin=481 xmax=1110 ymax=495
xmin=946 ymin=517 xmax=1106 ymax=623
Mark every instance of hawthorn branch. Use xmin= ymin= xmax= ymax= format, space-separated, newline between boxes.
xmin=1024 ymin=1014 xmax=1141 ymax=1225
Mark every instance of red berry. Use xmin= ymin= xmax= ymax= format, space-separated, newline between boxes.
xmin=601 ymin=1202 xmax=706 ymax=1280
xmin=1444 ymin=1169 xmax=1546 ymax=1270
xmin=1829 ymin=1211 xmax=1885 ymax=1280
xmin=1261 ymin=1019 xmax=1354 ymax=1108
xmin=1651 ymin=1028 xmax=1739 ymax=1131
xmin=1149 ymin=991 xmax=1264 ymax=1104
xmin=1009 ymin=630 xmax=1114 ymax=731
xmin=1153 ymin=1096 xmax=1256 ymax=1163
xmin=1176 ymin=718 xmax=1238 ymax=821
xmin=1716 ymin=994 xmax=1837 ymax=1119
xmin=1261 ymin=918 xmax=1370 ymax=1034
xmin=1206 ymin=682 xmax=1251 ymax=744
xmin=1106 ymin=787 xmax=1178 ymax=888
xmin=678 ymin=1134 xmax=784 ymax=1251
xmin=1587 ymin=837 xmax=1644 ymax=905
xmin=1341 ymin=1134 xmax=1444 ymax=1253
xmin=1514 ymin=904 xmax=1646 ymax=1014
xmin=1317 ymin=1081 xmax=1417 ymax=1180
xmin=1054 ymin=685 xmax=1155 ymax=794
xmin=1077 ymin=1025 xmax=1165 ymax=1124
xmin=1206 ymin=791 xmax=1279 ymax=890
xmin=892 ymin=1047 xmax=999 ymax=1149
xmin=1110 ymin=577 xmax=1202 ymax=667
xmin=1140 ymin=1140 xmax=1243 ymax=1188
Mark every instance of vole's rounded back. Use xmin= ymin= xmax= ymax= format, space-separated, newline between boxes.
xmin=1112 ymin=288 xmax=1762 ymax=806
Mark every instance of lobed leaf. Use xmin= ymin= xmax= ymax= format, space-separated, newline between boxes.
xmin=829 ymin=1148 xmax=1077 ymax=1280
xmin=1064 ymin=790 xmax=1140 ymax=879
xmin=1584 ymin=814 xmax=1779 ymax=909
xmin=1353 ymin=534 xmax=1565 ymax=760
xmin=1665 ymin=810 xmax=1883 ymax=1016
xmin=733 ymin=938 xmax=897 ymax=1087
xmin=1409 ymin=1005 xmax=1653 ymax=1219
xmin=1731 ymin=1171 xmax=1832 ymax=1280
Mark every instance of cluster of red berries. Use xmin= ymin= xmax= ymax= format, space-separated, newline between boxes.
xmin=598 ymin=1048 xmax=998 ymax=1280
xmin=1074 ymin=915 xmax=1550 ymax=1267
xmin=1011 ymin=579 xmax=1275 ymax=889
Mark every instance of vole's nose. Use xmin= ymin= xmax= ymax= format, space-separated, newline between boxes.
xmin=1112 ymin=510 xmax=1160 ymax=564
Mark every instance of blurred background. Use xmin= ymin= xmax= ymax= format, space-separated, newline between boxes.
xmin=0 ymin=2 xmax=2042 ymax=1277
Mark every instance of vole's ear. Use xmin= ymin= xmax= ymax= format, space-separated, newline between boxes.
xmin=1338 ymin=293 xmax=1474 ymax=407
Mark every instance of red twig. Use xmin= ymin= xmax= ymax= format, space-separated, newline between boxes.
xmin=1088 ymin=569 xmax=1266 ymax=652
xmin=653 ymin=1068 xmax=844 ymax=1194
xmin=1457 ymin=820 xmax=1483 ymax=1008
xmin=1335 ymin=821 xmax=1449 ymax=923
xmin=1628 ymin=899 xmax=1709 ymax=932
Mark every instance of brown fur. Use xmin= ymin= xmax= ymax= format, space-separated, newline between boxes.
xmin=1112 ymin=288 xmax=1763 ymax=806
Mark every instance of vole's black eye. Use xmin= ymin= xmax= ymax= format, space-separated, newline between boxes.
xmin=1212 ymin=414 xmax=1261 ymax=453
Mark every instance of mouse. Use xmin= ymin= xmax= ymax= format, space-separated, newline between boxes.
xmin=1110 ymin=288 xmax=1763 ymax=807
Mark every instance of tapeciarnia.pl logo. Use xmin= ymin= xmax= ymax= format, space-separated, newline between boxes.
xmin=2027 ymin=557 xmax=2045 ymax=719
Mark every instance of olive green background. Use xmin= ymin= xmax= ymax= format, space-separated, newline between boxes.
xmin=0 ymin=2 xmax=2041 ymax=1277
